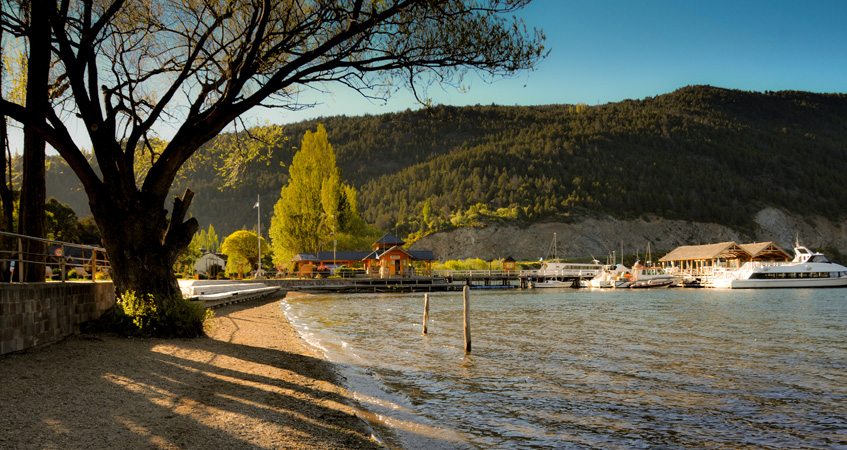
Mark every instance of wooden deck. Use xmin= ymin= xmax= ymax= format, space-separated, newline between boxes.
xmin=235 ymin=270 xmax=595 ymax=293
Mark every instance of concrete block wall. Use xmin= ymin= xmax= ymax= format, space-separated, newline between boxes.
xmin=0 ymin=282 xmax=115 ymax=355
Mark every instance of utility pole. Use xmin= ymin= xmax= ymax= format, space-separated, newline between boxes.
xmin=254 ymin=195 xmax=262 ymax=279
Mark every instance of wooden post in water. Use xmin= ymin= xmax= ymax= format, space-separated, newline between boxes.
xmin=463 ymin=286 xmax=471 ymax=353
xmin=422 ymin=293 xmax=429 ymax=335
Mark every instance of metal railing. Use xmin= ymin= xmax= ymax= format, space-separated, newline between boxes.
xmin=432 ymin=269 xmax=535 ymax=278
xmin=0 ymin=231 xmax=110 ymax=282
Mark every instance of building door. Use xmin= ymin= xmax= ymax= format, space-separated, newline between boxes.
xmin=394 ymin=260 xmax=400 ymax=275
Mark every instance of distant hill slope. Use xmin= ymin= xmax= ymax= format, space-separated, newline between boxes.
xmin=46 ymin=85 xmax=847 ymax=244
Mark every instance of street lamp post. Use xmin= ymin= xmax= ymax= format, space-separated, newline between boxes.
xmin=331 ymin=214 xmax=336 ymax=275
xmin=254 ymin=195 xmax=262 ymax=279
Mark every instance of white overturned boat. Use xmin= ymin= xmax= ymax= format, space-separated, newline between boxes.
xmin=708 ymin=245 xmax=847 ymax=289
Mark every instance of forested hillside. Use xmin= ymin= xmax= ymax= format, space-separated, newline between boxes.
xmin=45 ymin=85 xmax=847 ymax=241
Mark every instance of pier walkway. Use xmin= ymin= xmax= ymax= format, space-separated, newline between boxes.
xmin=179 ymin=280 xmax=281 ymax=308
xmin=180 ymin=267 xmax=602 ymax=299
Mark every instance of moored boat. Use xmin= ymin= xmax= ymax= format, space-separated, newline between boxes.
xmin=537 ymin=233 xmax=605 ymax=279
xmin=629 ymin=262 xmax=678 ymax=288
xmin=708 ymin=244 xmax=847 ymax=289
xmin=580 ymin=264 xmax=631 ymax=288
xmin=532 ymin=279 xmax=574 ymax=288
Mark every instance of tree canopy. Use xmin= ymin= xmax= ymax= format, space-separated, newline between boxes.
xmin=221 ymin=230 xmax=268 ymax=276
xmin=269 ymin=125 xmax=377 ymax=266
xmin=0 ymin=0 xmax=545 ymax=298
xmin=194 ymin=224 xmax=221 ymax=254
xmin=43 ymin=197 xmax=101 ymax=244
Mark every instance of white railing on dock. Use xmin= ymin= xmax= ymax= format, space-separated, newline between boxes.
xmin=432 ymin=270 xmax=543 ymax=278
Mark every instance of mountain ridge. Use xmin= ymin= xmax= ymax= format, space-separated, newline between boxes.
xmin=44 ymin=85 xmax=847 ymax=259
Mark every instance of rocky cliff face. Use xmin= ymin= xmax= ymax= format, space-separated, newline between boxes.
xmin=409 ymin=208 xmax=847 ymax=261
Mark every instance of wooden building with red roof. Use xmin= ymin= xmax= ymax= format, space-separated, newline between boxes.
xmin=291 ymin=233 xmax=435 ymax=278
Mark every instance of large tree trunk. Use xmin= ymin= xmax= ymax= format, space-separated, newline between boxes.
xmin=0 ymin=26 xmax=11 ymax=282
xmin=91 ymin=188 xmax=198 ymax=298
xmin=0 ymin=115 xmax=13 ymax=282
xmin=17 ymin=0 xmax=52 ymax=282
xmin=19 ymin=127 xmax=47 ymax=282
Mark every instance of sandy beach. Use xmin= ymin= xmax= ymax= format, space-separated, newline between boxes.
xmin=0 ymin=296 xmax=385 ymax=449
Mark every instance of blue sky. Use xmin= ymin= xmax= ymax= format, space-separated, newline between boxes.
xmin=14 ymin=0 xmax=847 ymax=152
xmin=260 ymin=0 xmax=847 ymax=125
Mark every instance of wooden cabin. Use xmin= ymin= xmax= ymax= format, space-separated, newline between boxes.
xmin=362 ymin=234 xmax=435 ymax=278
xmin=291 ymin=233 xmax=435 ymax=278
xmin=503 ymin=256 xmax=517 ymax=274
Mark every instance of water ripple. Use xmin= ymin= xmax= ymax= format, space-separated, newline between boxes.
xmin=284 ymin=289 xmax=847 ymax=449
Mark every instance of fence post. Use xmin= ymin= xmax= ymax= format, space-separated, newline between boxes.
xmin=17 ymin=236 xmax=23 ymax=282
xmin=463 ymin=286 xmax=471 ymax=353
xmin=60 ymin=244 xmax=66 ymax=282
xmin=422 ymin=293 xmax=429 ymax=335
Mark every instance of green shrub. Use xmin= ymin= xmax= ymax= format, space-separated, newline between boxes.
xmin=67 ymin=269 xmax=78 ymax=279
xmin=109 ymin=291 xmax=214 ymax=338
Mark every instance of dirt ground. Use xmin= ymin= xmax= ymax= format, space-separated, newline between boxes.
xmin=0 ymin=297 xmax=385 ymax=449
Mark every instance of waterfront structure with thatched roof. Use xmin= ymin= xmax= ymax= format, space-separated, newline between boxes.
xmin=660 ymin=241 xmax=790 ymax=277
xmin=739 ymin=242 xmax=791 ymax=261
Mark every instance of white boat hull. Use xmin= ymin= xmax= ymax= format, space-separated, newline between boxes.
xmin=728 ymin=276 xmax=847 ymax=289
xmin=707 ymin=245 xmax=847 ymax=289
xmin=630 ymin=279 xmax=674 ymax=288
xmin=533 ymin=280 xmax=573 ymax=288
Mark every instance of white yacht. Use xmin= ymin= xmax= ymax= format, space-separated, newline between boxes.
xmin=537 ymin=233 xmax=605 ymax=279
xmin=537 ymin=261 xmax=605 ymax=279
xmin=708 ymin=245 xmax=847 ymax=289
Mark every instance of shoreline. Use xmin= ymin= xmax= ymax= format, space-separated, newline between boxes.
xmin=0 ymin=296 xmax=385 ymax=449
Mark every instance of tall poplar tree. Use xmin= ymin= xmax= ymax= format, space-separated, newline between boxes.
xmin=196 ymin=224 xmax=220 ymax=253
xmin=270 ymin=125 xmax=362 ymax=265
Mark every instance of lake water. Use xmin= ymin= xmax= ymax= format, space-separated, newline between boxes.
xmin=281 ymin=288 xmax=847 ymax=449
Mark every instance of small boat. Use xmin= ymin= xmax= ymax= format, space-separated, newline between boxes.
xmin=534 ymin=233 xmax=602 ymax=289
xmin=532 ymin=279 xmax=574 ymax=288
xmin=708 ymin=244 xmax=847 ymax=289
xmin=580 ymin=264 xmax=631 ymax=288
xmin=537 ymin=233 xmax=605 ymax=279
xmin=629 ymin=262 xmax=677 ymax=288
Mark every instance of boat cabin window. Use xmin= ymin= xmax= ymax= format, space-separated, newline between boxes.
xmin=810 ymin=255 xmax=830 ymax=263
xmin=750 ymin=271 xmax=834 ymax=279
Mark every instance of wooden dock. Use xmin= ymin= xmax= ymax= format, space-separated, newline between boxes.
xmin=433 ymin=270 xmax=594 ymax=289
xmin=230 ymin=269 xmax=596 ymax=293
xmin=253 ymin=277 xmax=459 ymax=293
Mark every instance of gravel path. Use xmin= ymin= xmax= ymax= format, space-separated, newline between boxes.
xmin=0 ymin=297 xmax=385 ymax=450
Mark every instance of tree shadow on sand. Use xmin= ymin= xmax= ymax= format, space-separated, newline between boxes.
xmin=0 ymin=297 xmax=383 ymax=449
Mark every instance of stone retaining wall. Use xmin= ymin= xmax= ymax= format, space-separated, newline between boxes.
xmin=0 ymin=282 xmax=115 ymax=355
